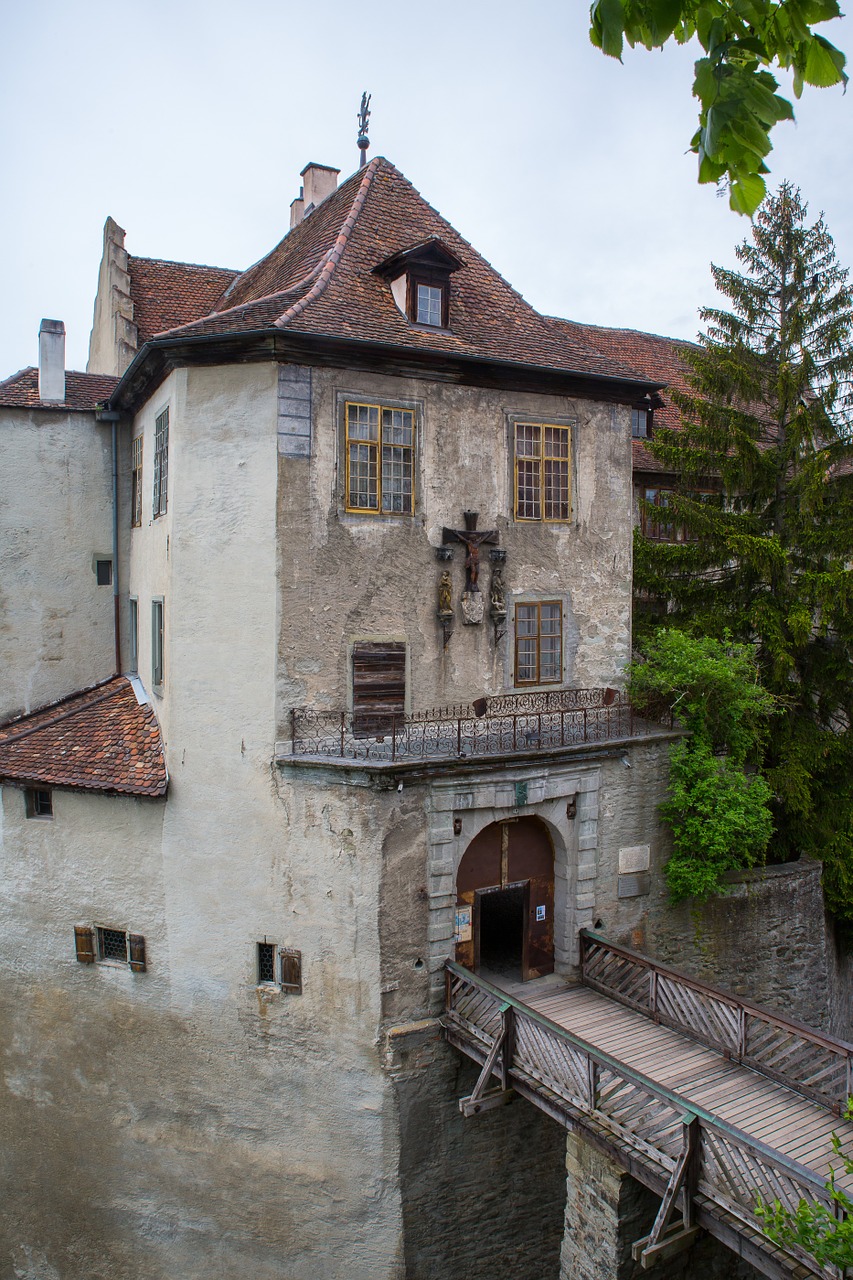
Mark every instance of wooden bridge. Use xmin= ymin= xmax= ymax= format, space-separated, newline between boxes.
xmin=443 ymin=931 xmax=853 ymax=1280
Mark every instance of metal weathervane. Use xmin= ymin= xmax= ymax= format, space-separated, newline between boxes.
xmin=357 ymin=92 xmax=371 ymax=167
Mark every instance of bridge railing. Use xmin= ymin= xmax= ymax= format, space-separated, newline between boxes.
xmin=580 ymin=930 xmax=853 ymax=1115
xmin=444 ymin=961 xmax=841 ymax=1279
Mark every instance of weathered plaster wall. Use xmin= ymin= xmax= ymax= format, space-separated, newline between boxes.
xmin=0 ymin=407 xmax=115 ymax=720
xmin=276 ymin=365 xmax=634 ymax=724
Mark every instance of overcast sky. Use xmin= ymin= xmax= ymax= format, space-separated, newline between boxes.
xmin=1 ymin=0 xmax=850 ymax=376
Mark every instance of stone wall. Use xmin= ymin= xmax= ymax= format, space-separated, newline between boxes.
xmin=386 ymin=1022 xmax=567 ymax=1280
xmin=560 ymin=1131 xmax=762 ymax=1280
xmin=592 ymin=741 xmax=842 ymax=1033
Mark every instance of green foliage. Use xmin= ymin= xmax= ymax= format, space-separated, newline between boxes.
xmin=662 ymin=739 xmax=774 ymax=898
xmin=629 ymin=629 xmax=775 ymax=899
xmin=635 ymin=185 xmax=853 ymax=926
xmin=755 ymin=1102 xmax=853 ymax=1268
xmin=589 ymin=1 xmax=847 ymax=214
xmin=629 ymin=627 xmax=776 ymax=762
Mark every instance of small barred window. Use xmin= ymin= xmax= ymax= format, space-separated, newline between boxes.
xmin=257 ymin=941 xmax=277 ymax=983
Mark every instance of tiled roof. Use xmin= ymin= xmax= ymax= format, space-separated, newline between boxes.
xmin=153 ymin=159 xmax=656 ymax=388
xmin=550 ymin=319 xmax=698 ymax=474
xmin=127 ymin=256 xmax=239 ymax=345
xmin=0 ymin=677 xmax=167 ymax=797
xmin=0 ymin=367 xmax=119 ymax=411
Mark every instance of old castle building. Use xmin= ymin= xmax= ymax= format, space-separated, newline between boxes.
xmin=0 ymin=156 xmax=752 ymax=1279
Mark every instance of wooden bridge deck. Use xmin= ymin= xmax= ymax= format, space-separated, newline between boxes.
xmin=444 ymin=933 xmax=853 ymax=1280
xmin=519 ymin=981 xmax=853 ymax=1191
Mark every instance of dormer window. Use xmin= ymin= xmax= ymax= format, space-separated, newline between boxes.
xmin=375 ymin=238 xmax=463 ymax=332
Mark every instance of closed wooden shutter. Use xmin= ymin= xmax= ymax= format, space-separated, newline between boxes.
xmin=280 ymin=948 xmax=302 ymax=993
xmin=352 ymin=642 xmax=406 ymax=735
xmin=128 ymin=933 xmax=147 ymax=973
xmin=74 ymin=926 xmax=95 ymax=963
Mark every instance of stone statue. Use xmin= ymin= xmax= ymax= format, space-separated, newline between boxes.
xmin=437 ymin=570 xmax=453 ymax=620
xmin=490 ymin=569 xmax=506 ymax=619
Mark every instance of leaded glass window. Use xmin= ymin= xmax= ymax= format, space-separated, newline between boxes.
xmin=346 ymin=402 xmax=415 ymax=515
xmin=514 ymin=601 xmax=562 ymax=685
xmin=514 ymin=423 xmax=571 ymax=521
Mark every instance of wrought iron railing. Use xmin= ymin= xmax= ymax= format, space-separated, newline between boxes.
xmin=444 ymin=961 xmax=847 ymax=1280
xmin=288 ymin=688 xmax=665 ymax=762
xmin=580 ymin=931 xmax=853 ymax=1115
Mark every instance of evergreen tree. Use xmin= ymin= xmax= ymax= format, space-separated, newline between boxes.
xmin=635 ymin=184 xmax=853 ymax=926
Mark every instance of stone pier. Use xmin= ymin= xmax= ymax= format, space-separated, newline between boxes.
xmin=560 ymin=1131 xmax=762 ymax=1280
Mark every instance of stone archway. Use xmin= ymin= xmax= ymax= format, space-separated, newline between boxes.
xmin=455 ymin=817 xmax=555 ymax=981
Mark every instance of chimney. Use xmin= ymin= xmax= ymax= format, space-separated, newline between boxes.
xmin=290 ymin=163 xmax=338 ymax=226
xmin=38 ymin=319 xmax=66 ymax=402
xmin=290 ymin=185 xmax=305 ymax=230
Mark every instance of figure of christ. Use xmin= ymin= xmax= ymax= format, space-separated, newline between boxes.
xmin=441 ymin=511 xmax=499 ymax=594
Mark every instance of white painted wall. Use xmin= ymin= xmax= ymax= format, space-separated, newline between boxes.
xmin=0 ymin=407 xmax=115 ymax=720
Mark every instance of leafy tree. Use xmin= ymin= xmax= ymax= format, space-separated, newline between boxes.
xmin=635 ymin=184 xmax=853 ymax=924
xmin=755 ymin=1101 xmax=853 ymax=1269
xmin=589 ymin=1 xmax=847 ymax=215
xmin=629 ymin=629 xmax=776 ymax=899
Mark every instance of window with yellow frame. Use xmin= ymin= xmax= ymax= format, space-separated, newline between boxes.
xmin=513 ymin=422 xmax=571 ymax=521
xmin=345 ymin=402 xmax=415 ymax=515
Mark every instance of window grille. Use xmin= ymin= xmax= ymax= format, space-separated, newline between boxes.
xmin=514 ymin=423 xmax=571 ymax=521
xmin=152 ymin=408 xmax=169 ymax=517
xmin=514 ymin=601 xmax=563 ymax=685
xmin=345 ymin=403 xmax=414 ymax=515
xmin=131 ymin=434 xmax=143 ymax=525
xmin=95 ymin=559 xmax=112 ymax=586
xmin=257 ymin=941 xmax=276 ymax=983
xmin=98 ymin=926 xmax=129 ymax=962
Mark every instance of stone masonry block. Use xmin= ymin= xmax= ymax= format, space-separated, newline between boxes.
xmin=578 ymin=836 xmax=597 ymax=851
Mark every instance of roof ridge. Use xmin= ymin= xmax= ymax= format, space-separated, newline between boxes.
xmin=0 ymin=675 xmax=122 ymax=730
xmin=274 ymin=159 xmax=380 ymax=329
xmin=549 ymin=315 xmax=700 ymax=348
xmin=129 ymin=254 xmax=240 ymax=274
xmin=0 ymin=679 xmax=126 ymax=745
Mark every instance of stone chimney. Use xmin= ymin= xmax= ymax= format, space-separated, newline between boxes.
xmin=290 ymin=163 xmax=340 ymax=227
xmin=38 ymin=319 xmax=66 ymax=402
xmin=290 ymin=186 xmax=305 ymax=230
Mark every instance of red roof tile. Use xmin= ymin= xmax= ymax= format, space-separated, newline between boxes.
xmin=155 ymin=159 xmax=656 ymax=388
xmin=0 ymin=677 xmax=167 ymax=797
xmin=550 ymin=319 xmax=698 ymax=473
xmin=128 ymin=256 xmax=239 ymax=345
xmin=0 ymin=368 xmax=119 ymax=411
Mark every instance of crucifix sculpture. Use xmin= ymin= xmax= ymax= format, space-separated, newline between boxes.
xmin=442 ymin=511 xmax=499 ymax=625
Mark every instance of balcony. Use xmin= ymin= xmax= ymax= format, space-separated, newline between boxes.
xmin=284 ymin=688 xmax=674 ymax=769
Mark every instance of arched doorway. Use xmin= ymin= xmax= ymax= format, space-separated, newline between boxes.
xmin=455 ymin=817 xmax=555 ymax=982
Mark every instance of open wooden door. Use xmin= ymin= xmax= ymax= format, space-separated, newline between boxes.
xmin=455 ymin=817 xmax=554 ymax=981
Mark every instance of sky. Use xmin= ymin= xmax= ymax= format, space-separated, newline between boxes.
xmin=1 ymin=0 xmax=850 ymax=376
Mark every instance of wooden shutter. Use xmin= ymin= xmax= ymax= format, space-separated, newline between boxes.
xmin=74 ymin=926 xmax=95 ymax=963
xmin=128 ymin=933 xmax=147 ymax=973
xmin=279 ymin=948 xmax=302 ymax=993
xmin=352 ymin=642 xmax=406 ymax=736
